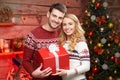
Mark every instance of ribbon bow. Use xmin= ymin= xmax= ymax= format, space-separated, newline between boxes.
xmin=96 ymin=16 xmax=106 ymax=25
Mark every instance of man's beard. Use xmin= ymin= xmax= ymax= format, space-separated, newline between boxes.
xmin=48 ymin=20 xmax=60 ymax=29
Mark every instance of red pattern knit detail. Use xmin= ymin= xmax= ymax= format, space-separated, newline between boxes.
xmin=24 ymin=32 xmax=59 ymax=50
xmin=81 ymin=49 xmax=89 ymax=54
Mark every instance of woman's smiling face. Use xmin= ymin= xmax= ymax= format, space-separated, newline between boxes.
xmin=62 ymin=17 xmax=76 ymax=36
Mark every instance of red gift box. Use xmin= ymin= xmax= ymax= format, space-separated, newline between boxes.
xmin=38 ymin=44 xmax=69 ymax=74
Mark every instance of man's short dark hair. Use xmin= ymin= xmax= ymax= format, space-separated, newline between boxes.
xmin=49 ymin=3 xmax=67 ymax=13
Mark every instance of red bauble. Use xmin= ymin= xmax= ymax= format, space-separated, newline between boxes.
xmin=95 ymin=2 xmax=101 ymax=8
xmin=92 ymin=66 xmax=99 ymax=73
xmin=88 ymin=75 xmax=93 ymax=80
xmin=110 ymin=55 xmax=115 ymax=61
xmin=88 ymin=32 xmax=93 ymax=37
xmin=115 ymin=58 xmax=120 ymax=65
xmin=94 ymin=46 xmax=103 ymax=55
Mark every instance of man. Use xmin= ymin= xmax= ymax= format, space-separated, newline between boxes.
xmin=22 ymin=3 xmax=67 ymax=80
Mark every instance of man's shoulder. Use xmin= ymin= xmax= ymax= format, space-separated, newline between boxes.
xmin=25 ymin=26 xmax=42 ymax=38
xmin=31 ymin=26 xmax=42 ymax=33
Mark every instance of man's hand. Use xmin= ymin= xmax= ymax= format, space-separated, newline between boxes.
xmin=32 ymin=64 xmax=52 ymax=78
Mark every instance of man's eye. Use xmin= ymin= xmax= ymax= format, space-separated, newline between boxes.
xmin=59 ymin=17 xmax=63 ymax=20
xmin=52 ymin=14 xmax=56 ymax=17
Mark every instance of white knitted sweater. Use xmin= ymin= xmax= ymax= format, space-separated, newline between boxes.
xmin=62 ymin=41 xmax=90 ymax=80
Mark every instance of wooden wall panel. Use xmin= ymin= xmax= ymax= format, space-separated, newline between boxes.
xmin=0 ymin=0 xmax=81 ymax=7
xmin=0 ymin=0 xmax=85 ymax=39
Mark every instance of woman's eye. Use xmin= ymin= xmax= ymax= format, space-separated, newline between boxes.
xmin=69 ymin=23 xmax=72 ymax=25
xmin=63 ymin=23 xmax=66 ymax=26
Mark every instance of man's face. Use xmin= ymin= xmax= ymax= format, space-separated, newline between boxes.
xmin=47 ymin=9 xmax=65 ymax=30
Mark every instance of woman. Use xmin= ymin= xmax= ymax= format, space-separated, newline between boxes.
xmin=54 ymin=14 xmax=90 ymax=80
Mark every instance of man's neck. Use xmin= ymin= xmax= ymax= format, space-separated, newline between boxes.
xmin=42 ymin=23 xmax=55 ymax=32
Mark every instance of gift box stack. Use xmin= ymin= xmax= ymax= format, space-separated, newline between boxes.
xmin=38 ymin=44 xmax=69 ymax=74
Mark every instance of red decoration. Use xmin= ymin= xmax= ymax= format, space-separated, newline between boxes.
xmin=11 ymin=38 xmax=23 ymax=52
xmin=88 ymin=75 xmax=93 ymax=80
xmin=22 ymin=17 xmax=26 ymax=21
xmin=65 ymin=0 xmax=70 ymax=6
xmin=110 ymin=55 xmax=115 ymax=61
xmin=112 ymin=35 xmax=119 ymax=44
xmin=88 ymin=32 xmax=93 ymax=37
xmin=115 ymin=58 xmax=120 ymax=65
xmin=92 ymin=66 xmax=99 ymax=73
xmin=95 ymin=2 xmax=101 ymax=8
xmin=94 ymin=46 xmax=104 ymax=55
xmin=96 ymin=16 xmax=106 ymax=25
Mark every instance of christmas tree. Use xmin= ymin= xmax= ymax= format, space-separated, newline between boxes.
xmin=82 ymin=0 xmax=120 ymax=80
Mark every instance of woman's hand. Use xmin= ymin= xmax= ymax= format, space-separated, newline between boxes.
xmin=52 ymin=69 xmax=67 ymax=76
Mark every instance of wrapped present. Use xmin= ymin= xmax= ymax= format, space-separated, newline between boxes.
xmin=38 ymin=44 xmax=69 ymax=74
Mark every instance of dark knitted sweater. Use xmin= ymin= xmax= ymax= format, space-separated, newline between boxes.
xmin=22 ymin=26 xmax=62 ymax=80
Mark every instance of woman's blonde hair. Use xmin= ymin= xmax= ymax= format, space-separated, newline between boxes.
xmin=59 ymin=13 xmax=86 ymax=51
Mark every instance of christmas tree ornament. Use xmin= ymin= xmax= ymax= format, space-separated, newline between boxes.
xmin=91 ymin=15 xmax=96 ymax=21
xmin=102 ymin=63 xmax=108 ymax=70
xmin=87 ymin=12 xmax=91 ymax=16
xmin=92 ymin=0 xmax=95 ymax=3
xmin=109 ymin=76 xmax=113 ymax=80
xmin=110 ymin=55 xmax=115 ymax=61
xmin=94 ymin=46 xmax=103 ymax=55
xmin=108 ymin=23 xmax=113 ymax=28
xmin=115 ymin=58 xmax=120 ymax=65
xmin=88 ymin=75 xmax=93 ymax=80
xmin=107 ymin=43 xmax=111 ymax=47
xmin=103 ymin=2 xmax=108 ymax=8
xmin=100 ymin=28 xmax=104 ymax=32
xmin=106 ymin=14 xmax=109 ymax=19
xmin=97 ymin=43 xmax=102 ymax=47
xmin=88 ymin=32 xmax=93 ymax=37
xmin=114 ymin=70 xmax=117 ymax=74
xmin=119 ymin=43 xmax=120 ymax=46
xmin=113 ymin=36 xmax=119 ymax=44
xmin=92 ymin=66 xmax=99 ymax=73
xmin=84 ymin=10 xmax=88 ymax=14
xmin=88 ymin=4 xmax=94 ymax=9
xmin=115 ymin=52 xmax=120 ymax=58
xmin=96 ymin=16 xmax=106 ymax=25
xmin=101 ymin=38 xmax=107 ymax=44
xmin=89 ymin=40 xmax=93 ymax=44
xmin=95 ymin=58 xmax=100 ymax=63
xmin=95 ymin=2 xmax=101 ymax=8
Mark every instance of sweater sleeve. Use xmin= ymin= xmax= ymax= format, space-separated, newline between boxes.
xmin=22 ymin=33 xmax=36 ymax=75
xmin=22 ymin=46 xmax=34 ymax=74
xmin=67 ymin=41 xmax=90 ymax=77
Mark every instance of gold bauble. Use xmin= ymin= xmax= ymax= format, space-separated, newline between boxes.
xmin=108 ymin=43 xmax=111 ymax=47
xmin=97 ymin=43 xmax=102 ymax=47
xmin=114 ymin=70 xmax=117 ymax=74
xmin=109 ymin=76 xmax=113 ymax=80
xmin=108 ymin=23 xmax=113 ymax=28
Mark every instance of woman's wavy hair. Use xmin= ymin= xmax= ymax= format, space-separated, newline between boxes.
xmin=59 ymin=13 xmax=86 ymax=51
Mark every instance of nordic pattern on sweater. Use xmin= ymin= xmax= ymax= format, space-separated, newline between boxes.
xmin=62 ymin=40 xmax=90 ymax=80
